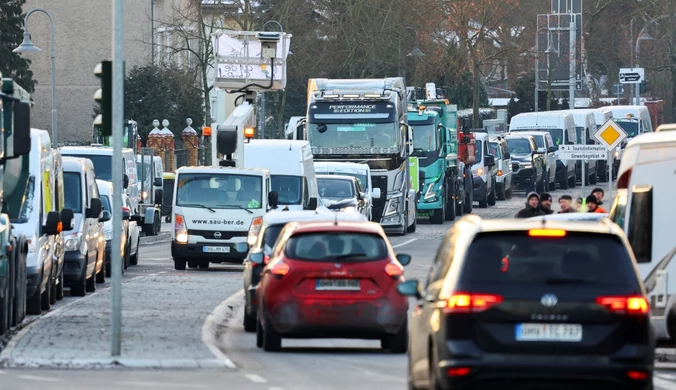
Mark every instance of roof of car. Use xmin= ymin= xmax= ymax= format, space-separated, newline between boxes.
xmin=529 ymin=213 xmax=609 ymax=222
xmin=504 ymin=133 xmax=534 ymax=140
xmin=284 ymin=220 xmax=384 ymax=235
xmin=262 ymin=210 xmax=367 ymax=226
xmin=453 ymin=214 xmax=621 ymax=236
xmin=317 ymin=174 xmax=357 ymax=182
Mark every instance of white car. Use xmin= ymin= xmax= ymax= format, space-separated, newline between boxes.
xmin=123 ymin=194 xmax=140 ymax=265
xmin=509 ymin=131 xmax=557 ymax=191
xmin=530 ymin=213 xmax=609 ymax=221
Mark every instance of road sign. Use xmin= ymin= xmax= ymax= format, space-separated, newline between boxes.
xmin=619 ymin=68 xmax=644 ymax=84
xmin=594 ymin=118 xmax=627 ymax=151
xmin=558 ymin=145 xmax=608 ymax=160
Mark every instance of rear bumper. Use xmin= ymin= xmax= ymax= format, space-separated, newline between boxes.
xmin=171 ymin=241 xmax=246 ymax=263
xmin=265 ymin=297 xmax=408 ymax=338
xmin=435 ymin=352 xmax=653 ymax=390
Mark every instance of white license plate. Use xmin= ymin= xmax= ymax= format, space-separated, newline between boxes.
xmin=203 ymin=246 xmax=230 ymax=253
xmin=515 ymin=323 xmax=582 ymax=342
xmin=316 ymin=279 xmax=360 ymax=291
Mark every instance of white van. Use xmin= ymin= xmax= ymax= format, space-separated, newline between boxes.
xmin=608 ymin=105 xmax=653 ymax=139
xmin=574 ymin=108 xmax=614 ymax=182
xmin=96 ymin=179 xmax=131 ymax=273
xmin=313 ymin=161 xmax=381 ymax=220
xmin=14 ymin=129 xmax=72 ymax=314
xmin=565 ymin=110 xmax=599 ymax=184
xmin=509 ymin=111 xmax=578 ymax=189
xmin=243 ymin=140 xmax=320 ymax=211
xmin=608 ymin=131 xmax=676 ymax=343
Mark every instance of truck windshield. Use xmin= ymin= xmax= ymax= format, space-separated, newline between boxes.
xmin=65 ymin=154 xmax=113 ymax=181
xmin=411 ymin=124 xmax=438 ymax=152
xmin=64 ymin=172 xmax=83 ymax=212
xmin=318 ymin=178 xmax=355 ymax=199
xmin=12 ymin=176 xmax=36 ymax=224
xmin=176 ymin=173 xmax=263 ymax=209
xmin=511 ymin=129 xmax=564 ymax=146
xmin=616 ymin=120 xmax=639 ymax=137
xmin=506 ymin=138 xmax=531 ymax=154
xmin=308 ymin=122 xmax=398 ymax=149
xmin=271 ymin=175 xmax=301 ymax=205
xmin=488 ymin=142 xmax=501 ymax=159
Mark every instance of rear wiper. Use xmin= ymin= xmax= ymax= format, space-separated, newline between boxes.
xmin=546 ymin=276 xmax=597 ymax=285
xmin=333 ymin=253 xmax=367 ymax=261
xmin=216 ymin=204 xmax=254 ymax=214
xmin=180 ymin=203 xmax=216 ymax=213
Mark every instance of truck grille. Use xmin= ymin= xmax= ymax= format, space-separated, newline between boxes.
xmin=187 ymin=230 xmax=248 ymax=240
xmin=370 ymin=175 xmax=388 ymax=223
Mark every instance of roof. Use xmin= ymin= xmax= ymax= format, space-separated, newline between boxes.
xmin=60 ymin=146 xmax=134 ymax=155
xmin=175 ymin=166 xmax=268 ymax=176
xmin=454 ymin=214 xmax=622 ymax=236
xmin=625 ymin=131 xmax=676 ymax=149
xmin=314 ymin=161 xmax=369 ymax=172
xmin=62 ymin=156 xmax=93 ymax=171
xmin=504 ymin=133 xmax=534 ymax=140
xmin=262 ymin=210 xmax=367 ymax=226
xmin=284 ymin=220 xmax=384 ymax=236
xmin=317 ymin=174 xmax=356 ymax=182
xmin=529 ymin=213 xmax=609 ymax=222
xmin=96 ymin=179 xmax=113 ymax=194
xmin=656 ymin=124 xmax=676 ymax=132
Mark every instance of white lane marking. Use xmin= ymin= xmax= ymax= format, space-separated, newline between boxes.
xmin=655 ymin=376 xmax=676 ymax=390
xmin=269 ymin=387 xmax=284 ymax=390
xmin=15 ymin=375 xmax=59 ymax=382
xmin=115 ymin=381 xmax=206 ymax=388
xmin=201 ymin=289 xmax=244 ymax=369
xmin=392 ymin=238 xmax=417 ymax=248
xmin=245 ymin=373 xmax=267 ymax=383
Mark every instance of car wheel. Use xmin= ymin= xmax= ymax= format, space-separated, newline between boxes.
xmin=262 ymin=314 xmax=282 ymax=352
xmin=428 ymin=347 xmax=443 ymax=390
xmin=49 ymin=270 xmax=57 ymax=305
xmin=198 ymin=262 xmax=210 ymax=269
xmin=406 ymin=215 xmax=417 ymax=233
xmin=478 ymin=191 xmax=488 ymax=208
xmin=243 ymin=312 xmax=257 ymax=333
xmin=589 ymin=170 xmax=598 ymax=184
xmin=255 ymin=318 xmax=264 ymax=348
xmin=0 ymin=279 xmax=9 ymax=334
xmin=12 ymin=238 xmax=27 ymax=326
xmin=71 ymin=263 xmax=87 ymax=297
xmin=124 ymin=243 xmax=131 ymax=270
xmin=548 ymin=171 xmax=556 ymax=190
xmin=487 ymin=179 xmax=497 ymax=206
xmin=130 ymin=239 xmax=139 ymax=266
xmin=497 ymin=182 xmax=506 ymax=201
xmin=559 ymin=172 xmax=568 ymax=189
xmin=56 ymin=267 xmax=64 ymax=300
xmin=463 ymin=182 xmax=473 ymax=214
xmin=174 ymin=259 xmax=186 ymax=271
xmin=26 ymin=275 xmax=42 ymax=315
xmin=568 ymin=172 xmax=577 ymax=188
xmin=85 ymin=266 xmax=96 ymax=293
xmin=96 ymin=251 xmax=106 ymax=283
xmin=387 ymin=319 xmax=408 ymax=354
xmin=154 ymin=214 xmax=161 ymax=235
xmin=41 ymin=274 xmax=52 ymax=311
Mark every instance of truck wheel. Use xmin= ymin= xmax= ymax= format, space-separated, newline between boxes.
xmin=26 ymin=279 xmax=42 ymax=315
xmin=85 ymin=268 xmax=96 ymax=293
xmin=71 ymin=264 xmax=87 ymax=297
xmin=56 ymin=267 xmax=64 ymax=300
xmin=50 ymin=270 xmax=57 ymax=305
xmin=463 ymin=187 xmax=473 ymax=214
xmin=497 ymin=182 xmax=506 ymax=201
xmin=568 ymin=172 xmax=577 ymax=188
xmin=487 ymin=179 xmax=497 ymax=206
xmin=96 ymin=251 xmax=106 ymax=283
xmin=244 ymin=312 xmax=257 ymax=333
xmin=589 ymin=171 xmax=598 ymax=184
xmin=130 ymin=239 xmax=139 ymax=266
xmin=0 ymin=280 xmax=9 ymax=335
xmin=12 ymin=239 xmax=27 ymax=326
xmin=174 ymin=259 xmax=187 ymax=270
xmin=429 ymin=194 xmax=444 ymax=225
xmin=407 ymin=213 xmax=417 ymax=233
xmin=154 ymin=213 xmax=161 ymax=235
xmin=445 ymin=185 xmax=456 ymax=221
xmin=548 ymin=171 xmax=556 ymax=191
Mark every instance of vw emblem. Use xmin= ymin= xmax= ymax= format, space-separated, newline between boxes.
xmin=540 ymin=294 xmax=558 ymax=308
xmin=213 ymin=231 xmax=222 ymax=239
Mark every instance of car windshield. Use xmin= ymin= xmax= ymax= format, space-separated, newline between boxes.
xmin=506 ymin=138 xmax=531 ymax=154
xmin=284 ymin=232 xmax=388 ymax=262
xmin=512 ymin=129 xmax=564 ymax=146
xmin=12 ymin=175 xmax=36 ymax=223
xmin=308 ymin=122 xmax=398 ymax=149
xmin=616 ymin=120 xmax=639 ymax=137
xmin=475 ymin=140 xmax=483 ymax=161
xmin=64 ymin=172 xmax=83 ymax=212
xmin=66 ymin=154 xmax=113 ymax=181
xmin=460 ymin=231 xmax=637 ymax=286
xmin=411 ymin=123 xmax=438 ymax=152
xmin=137 ymin=160 xmax=152 ymax=189
xmin=316 ymin=171 xmax=369 ymax=191
xmin=176 ymin=173 xmax=263 ymax=209
xmin=271 ymin=175 xmax=302 ymax=205
xmin=318 ymin=178 xmax=355 ymax=199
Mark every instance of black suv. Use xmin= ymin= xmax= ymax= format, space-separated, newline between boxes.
xmin=504 ymin=134 xmax=546 ymax=193
xmin=399 ymin=215 xmax=653 ymax=390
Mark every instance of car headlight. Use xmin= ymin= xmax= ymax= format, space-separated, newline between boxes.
xmin=384 ymin=196 xmax=401 ymax=217
xmin=26 ymin=233 xmax=37 ymax=253
xmin=520 ymin=162 xmax=533 ymax=169
xmin=65 ymin=233 xmax=82 ymax=251
xmin=340 ymin=206 xmax=356 ymax=213
xmin=104 ymin=229 xmax=113 ymax=240
xmin=473 ymin=168 xmax=484 ymax=177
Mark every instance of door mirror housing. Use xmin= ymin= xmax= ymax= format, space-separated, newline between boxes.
xmin=306 ymin=197 xmax=318 ymax=210
xmin=123 ymin=174 xmax=130 ymax=189
xmin=87 ymin=198 xmax=103 ymax=219
xmin=99 ymin=210 xmax=111 ymax=222
xmin=60 ymin=208 xmax=75 ymax=231
xmin=372 ymin=188 xmax=381 ymax=199
xmin=484 ymin=154 xmax=495 ymax=167
xmin=396 ymin=253 xmax=411 ymax=266
xmin=154 ymin=177 xmax=162 ymax=187
xmin=504 ymin=152 xmax=511 ymax=159
xmin=122 ymin=210 xmax=131 ymax=220
xmin=358 ymin=191 xmax=365 ymax=200
xmin=268 ymin=191 xmax=279 ymax=209
xmin=235 ymin=242 xmax=249 ymax=254
xmin=43 ymin=211 xmax=62 ymax=236
xmin=548 ymin=146 xmax=558 ymax=153
xmin=396 ymin=280 xmax=421 ymax=298
xmin=249 ymin=249 xmax=264 ymax=265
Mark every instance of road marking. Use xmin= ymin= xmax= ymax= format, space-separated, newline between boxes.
xmin=655 ymin=376 xmax=676 ymax=390
xmin=269 ymin=387 xmax=284 ymax=390
xmin=201 ymin=290 xmax=244 ymax=369
xmin=115 ymin=381 xmax=206 ymax=388
xmin=245 ymin=373 xmax=267 ymax=383
xmin=392 ymin=238 xmax=417 ymax=248
xmin=15 ymin=375 xmax=59 ymax=382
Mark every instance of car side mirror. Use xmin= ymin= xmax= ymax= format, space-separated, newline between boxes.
xmin=131 ymin=214 xmax=143 ymax=222
xmin=43 ymin=211 xmax=62 ymax=236
xmin=235 ymin=242 xmax=249 ymax=254
xmin=358 ymin=192 xmax=365 ymax=200
xmin=504 ymin=152 xmax=511 ymax=159
xmin=87 ymin=198 xmax=103 ymax=219
xmin=372 ymin=188 xmax=381 ymax=199
xmin=123 ymin=174 xmax=129 ymax=189
xmin=548 ymin=146 xmax=557 ymax=153
xmin=306 ymin=197 xmax=318 ymax=210
xmin=154 ymin=177 xmax=162 ymax=187
xmin=396 ymin=253 xmax=411 ymax=266
xmin=396 ymin=279 xmax=421 ymax=298
xmin=122 ymin=210 xmax=131 ymax=220
xmin=249 ymin=249 xmax=264 ymax=265
xmin=60 ymin=208 xmax=75 ymax=231
xmin=484 ymin=154 xmax=495 ymax=167
xmin=268 ymin=191 xmax=279 ymax=209
xmin=627 ymin=185 xmax=653 ymax=263
xmin=154 ymin=189 xmax=163 ymax=205
xmin=99 ymin=210 xmax=111 ymax=222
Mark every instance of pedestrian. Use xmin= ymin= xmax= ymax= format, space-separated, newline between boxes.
xmin=538 ymin=192 xmax=554 ymax=214
xmin=575 ymin=197 xmax=583 ymax=211
xmin=558 ymin=195 xmax=575 ymax=213
xmin=515 ymin=192 xmax=546 ymax=218
xmin=591 ymin=187 xmax=605 ymax=206
xmin=585 ymin=194 xmax=607 ymax=213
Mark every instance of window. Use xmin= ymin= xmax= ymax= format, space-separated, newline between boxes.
xmin=12 ymin=176 xmax=35 ymax=223
xmin=488 ymin=142 xmax=501 ymax=159
xmin=460 ymin=231 xmax=637 ymax=286
xmin=101 ymin=195 xmax=112 ymax=212
xmin=609 ymin=192 xmax=627 ymax=230
xmin=262 ymin=224 xmax=286 ymax=254
xmin=284 ymin=232 xmax=387 ymax=262
xmin=475 ymin=140 xmax=483 ymax=161
xmin=506 ymin=138 xmax=531 ymax=154
xmin=64 ymin=172 xmax=83 ymax=212
xmin=65 ymin=154 xmax=112 ymax=181
xmin=318 ymin=178 xmax=355 ymax=199
xmin=176 ymin=173 xmax=263 ymax=209
xmin=271 ymin=175 xmax=302 ymax=205
xmin=87 ymin=169 xmax=100 ymax=205
xmin=411 ymin=123 xmax=439 ymax=152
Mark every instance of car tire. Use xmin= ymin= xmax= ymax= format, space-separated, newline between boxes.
xmin=71 ymin=263 xmax=87 ymax=297
xmin=429 ymin=206 xmax=444 ymax=225
xmin=559 ymin=172 xmax=569 ymax=190
xmin=0 ymin=279 xmax=9 ymax=335
xmin=96 ymin=251 xmax=106 ymax=284
xmin=12 ymin=239 xmax=27 ymax=326
xmin=589 ymin=171 xmax=598 ymax=184
xmin=198 ymin=262 xmax=210 ymax=269
xmin=487 ymin=179 xmax=496 ymax=206
xmin=124 ymin=243 xmax=131 ymax=270
xmin=387 ymin=320 xmax=408 ymax=354
xmin=428 ymin=347 xmax=443 ymax=390
xmin=262 ymin=314 xmax=282 ymax=352
xmin=41 ymin=274 xmax=52 ymax=311
xmin=56 ymin=267 xmax=64 ymax=300
xmin=49 ymin=270 xmax=57 ymax=305
xmin=130 ymin=239 xmax=139 ymax=266
xmin=243 ymin=312 xmax=257 ymax=333
xmin=497 ymin=182 xmax=506 ymax=201
xmin=174 ymin=259 xmax=186 ymax=271
xmin=568 ymin=172 xmax=577 ymax=188
xmin=85 ymin=267 xmax=96 ymax=293
xmin=26 ymin=277 xmax=42 ymax=315
xmin=255 ymin=318 xmax=264 ymax=348
xmin=478 ymin=192 xmax=488 ymax=208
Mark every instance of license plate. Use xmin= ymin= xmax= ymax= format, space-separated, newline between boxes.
xmin=203 ymin=246 xmax=230 ymax=253
xmin=315 ymin=279 xmax=360 ymax=291
xmin=515 ymin=323 xmax=582 ymax=342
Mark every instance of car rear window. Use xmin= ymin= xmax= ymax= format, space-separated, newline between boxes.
xmin=284 ymin=232 xmax=387 ymax=262
xmin=460 ymin=231 xmax=637 ymax=286
xmin=263 ymin=224 xmax=285 ymax=251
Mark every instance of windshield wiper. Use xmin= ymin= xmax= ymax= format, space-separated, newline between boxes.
xmin=180 ymin=203 xmax=216 ymax=213
xmin=215 ymin=204 xmax=254 ymax=214
xmin=333 ymin=253 xmax=368 ymax=261
xmin=546 ymin=276 xmax=597 ymax=285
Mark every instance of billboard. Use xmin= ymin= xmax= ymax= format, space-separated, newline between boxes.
xmin=536 ymin=12 xmax=583 ymax=91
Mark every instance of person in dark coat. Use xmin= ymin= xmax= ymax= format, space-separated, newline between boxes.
xmin=558 ymin=195 xmax=575 ymax=213
xmin=591 ymin=187 xmax=605 ymax=206
xmin=516 ymin=192 xmax=546 ymax=218
xmin=538 ymin=192 xmax=554 ymax=215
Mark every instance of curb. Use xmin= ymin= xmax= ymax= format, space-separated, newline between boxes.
xmin=1 ymin=357 xmax=228 ymax=369
xmin=201 ymin=290 xmax=244 ymax=369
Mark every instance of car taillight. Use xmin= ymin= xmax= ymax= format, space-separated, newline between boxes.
xmin=385 ymin=262 xmax=403 ymax=278
xmin=447 ymin=367 xmax=471 ymax=377
xmin=269 ymin=260 xmax=290 ymax=276
xmin=596 ymin=295 xmax=649 ymax=315
xmin=627 ymin=370 xmax=648 ymax=380
xmin=444 ymin=292 xmax=503 ymax=313
xmin=122 ymin=206 xmax=130 ymax=212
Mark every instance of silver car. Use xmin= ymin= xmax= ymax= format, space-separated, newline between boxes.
xmin=488 ymin=136 xmax=513 ymax=200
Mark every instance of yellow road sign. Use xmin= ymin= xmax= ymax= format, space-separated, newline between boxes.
xmin=594 ymin=118 xmax=628 ymax=151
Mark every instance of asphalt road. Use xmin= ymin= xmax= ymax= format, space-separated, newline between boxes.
xmin=1 ymin=183 xmax=675 ymax=390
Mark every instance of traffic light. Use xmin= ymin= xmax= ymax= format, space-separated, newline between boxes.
xmin=94 ymin=61 xmax=112 ymax=136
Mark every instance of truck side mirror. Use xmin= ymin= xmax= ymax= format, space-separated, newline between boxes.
xmin=484 ymin=154 xmax=495 ymax=167
xmin=627 ymin=185 xmax=653 ymax=263
xmin=548 ymin=146 xmax=557 ymax=153
xmin=43 ymin=211 xmax=62 ymax=236
xmin=122 ymin=209 xmax=131 ymax=220
xmin=123 ymin=174 xmax=129 ymax=189
xmin=154 ymin=177 xmax=162 ymax=187
xmin=60 ymin=208 xmax=75 ymax=231
xmin=306 ymin=197 xmax=318 ymax=210
xmin=268 ymin=191 xmax=279 ymax=209
xmin=87 ymin=198 xmax=103 ymax=219
xmin=504 ymin=152 xmax=511 ymax=159
xmin=154 ymin=189 xmax=163 ymax=205
xmin=372 ymin=188 xmax=381 ymax=199
xmin=13 ymin=101 xmax=32 ymax=156
xmin=131 ymin=214 xmax=143 ymax=222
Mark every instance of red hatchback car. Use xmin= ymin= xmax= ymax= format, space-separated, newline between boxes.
xmin=251 ymin=220 xmax=411 ymax=353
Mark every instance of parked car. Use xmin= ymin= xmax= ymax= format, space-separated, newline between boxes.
xmin=398 ymin=215 xmax=653 ymax=389
xmin=252 ymin=220 xmax=411 ymax=352
xmin=508 ymin=131 xmax=557 ymax=191
xmin=62 ymin=157 xmax=107 ymax=296
xmin=242 ymin=210 xmax=368 ymax=332
xmin=504 ymin=134 xmax=546 ymax=193
xmin=123 ymin=194 xmax=141 ymax=265
xmin=97 ymin=180 xmax=131 ymax=274
xmin=488 ymin=136 xmax=513 ymax=200
xmin=316 ymin=174 xmax=368 ymax=218
xmin=471 ymin=132 xmax=497 ymax=208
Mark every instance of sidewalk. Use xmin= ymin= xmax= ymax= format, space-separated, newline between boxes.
xmin=0 ymin=266 xmax=242 ymax=369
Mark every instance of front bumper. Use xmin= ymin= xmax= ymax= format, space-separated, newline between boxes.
xmin=472 ymin=176 xmax=487 ymax=201
xmin=171 ymin=241 xmax=247 ymax=263
xmin=63 ymin=250 xmax=87 ymax=285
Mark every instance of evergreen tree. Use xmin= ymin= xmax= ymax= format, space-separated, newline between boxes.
xmin=0 ymin=0 xmax=35 ymax=93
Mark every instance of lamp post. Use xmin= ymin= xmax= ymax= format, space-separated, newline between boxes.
xmin=634 ymin=28 xmax=654 ymax=105
xmin=535 ymin=28 xmax=558 ymax=112
xmin=398 ymin=27 xmax=425 ymax=78
xmin=258 ymin=21 xmax=284 ymax=139
xmin=13 ymin=8 xmax=58 ymax=147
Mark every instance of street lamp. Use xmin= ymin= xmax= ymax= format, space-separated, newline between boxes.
xmin=535 ymin=28 xmax=558 ymax=112
xmin=259 ymin=21 xmax=285 ymax=139
xmin=13 ymin=8 xmax=58 ymax=147
xmin=634 ymin=28 xmax=654 ymax=105
xmin=405 ymin=27 xmax=425 ymax=57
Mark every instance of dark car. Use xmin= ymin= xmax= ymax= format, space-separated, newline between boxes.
xmin=317 ymin=174 xmax=368 ymax=218
xmin=504 ymin=134 xmax=546 ymax=193
xmin=399 ymin=215 xmax=653 ymax=390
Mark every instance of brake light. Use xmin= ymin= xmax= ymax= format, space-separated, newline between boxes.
xmin=263 ymin=255 xmax=270 ymax=264
xmin=444 ymin=292 xmax=503 ymax=313
xmin=385 ymin=262 xmax=403 ymax=278
xmin=269 ymin=260 xmax=290 ymax=276
xmin=447 ymin=367 xmax=471 ymax=377
xmin=528 ymin=229 xmax=566 ymax=237
xmin=627 ymin=370 xmax=648 ymax=380
xmin=596 ymin=296 xmax=649 ymax=315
